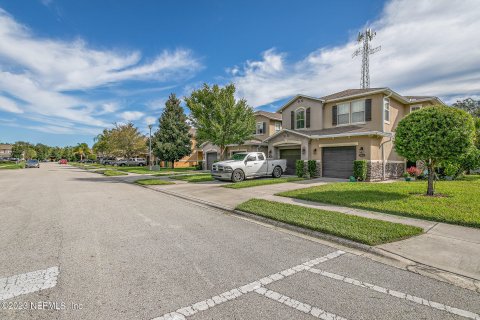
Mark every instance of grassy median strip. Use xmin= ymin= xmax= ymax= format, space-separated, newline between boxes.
xmin=278 ymin=175 xmax=480 ymax=228
xmin=0 ymin=163 xmax=24 ymax=169
xmin=103 ymin=170 xmax=128 ymax=176
xmin=223 ymin=177 xmax=304 ymax=189
xmin=170 ymin=173 xmax=214 ymax=183
xmin=135 ymin=179 xmax=175 ymax=185
xmin=236 ymin=199 xmax=423 ymax=246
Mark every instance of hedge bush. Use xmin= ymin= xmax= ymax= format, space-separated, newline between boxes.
xmin=296 ymin=160 xmax=305 ymax=178
xmin=353 ymin=160 xmax=367 ymax=181
xmin=307 ymin=160 xmax=317 ymax=177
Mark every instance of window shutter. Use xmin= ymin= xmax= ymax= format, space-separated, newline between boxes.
xmin=306 ymin=107 xmax=311 ymax=128
xmin=262 ymin=122 xmax=266 ymax=134
xmin=365 ymin=99 xmax=372 ymax=121
xmin=332 ymin=106 xmax=337 ymax=126
xmin=291 ymin=110 xmax=295 ymax=129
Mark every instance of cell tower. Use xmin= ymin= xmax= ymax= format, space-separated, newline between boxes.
xmin=352 ymin=29 xmax=381 ymax=89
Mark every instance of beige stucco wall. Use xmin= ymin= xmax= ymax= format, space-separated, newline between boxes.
xmin=323 ymin=93 xmax=384 ymax=131
xmin=280 ymin=97 xmax=323 ymax=131
xmin=254 ymin=115 xmax=282 ymax=141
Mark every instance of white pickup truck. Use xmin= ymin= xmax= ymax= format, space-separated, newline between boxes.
xmin=211 ymin=152 xmax=287 ymax=182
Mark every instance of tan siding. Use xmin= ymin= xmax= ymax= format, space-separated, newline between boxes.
xmin=281 ymin=97 xmax=323 ymax=131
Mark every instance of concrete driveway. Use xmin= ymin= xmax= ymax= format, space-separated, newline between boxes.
xmin=1 ymin=163 xmax=479 ymax=320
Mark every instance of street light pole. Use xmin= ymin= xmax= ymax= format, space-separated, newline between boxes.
xmin=148 ymin=124 xmax=153 ymax=170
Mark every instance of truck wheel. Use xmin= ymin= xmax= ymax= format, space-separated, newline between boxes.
xmin=231 ymin=169 xmax=245 ymax=182
xmin=272 ymin=166 xmax=282 ymax=178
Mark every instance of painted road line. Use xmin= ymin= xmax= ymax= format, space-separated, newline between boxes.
xmin=0 ymin=267 xmax=59 ymax=301
xmin=255 ymin=287 xmax=348 ymax=320
xmin=151 ymin=250 xmax=345 ymax=320
xmin=307 ymin=267 xmax=480 ymax=320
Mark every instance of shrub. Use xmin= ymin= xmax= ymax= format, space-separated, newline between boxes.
xmin=307 ymin=160 xmax=317 ymax=178
xmin=195 ymin=161 xmax=203 ymax=170
xmin=406 ymin=166 xmax=422 ymax=177
xmin=353 ymin=160 xmax=367 ymax=181
xmin=296 ymin=160 xmax=305 ymax=178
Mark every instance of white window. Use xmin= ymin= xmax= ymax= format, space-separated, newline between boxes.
xmin=351 ymin=100 xmax=365 ymax=123
xmin=410 ymin=104 xmax=422 ymax=112
xmin=337 ymin=103 xmax=350 ymax=125
xmin=256 ymin=122 xmax=265 ymax=135
xmin=296 ymin=109 xmax=305 ymax=129
xmin=384 ymin=98 xmax=390 ymax=122
xmin=275 ymin=122 xmax=282 ymax=132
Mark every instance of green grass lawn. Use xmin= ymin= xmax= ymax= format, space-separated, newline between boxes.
xmin=117 ymin=166 xmax=201 ymax=174
xmin=0 ymin=162 xmax=24 ymax=169
xmin=278 ymin=175 xmax=480 ymax=228
xmin=134 ymin=178 xmax=175 ymax=185
xmin=103 ymin=170 xmax=128 ymax=176
xmin=236 ymin=199 xmax=422 ymax=246
xmin=223 ymin=177 xmax=304 ymax=189
xmin=170 ymin=173 xmax=215 ymax=183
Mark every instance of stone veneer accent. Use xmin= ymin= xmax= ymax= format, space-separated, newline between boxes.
xmin=366 ymin=161 xmax=405 ymax=181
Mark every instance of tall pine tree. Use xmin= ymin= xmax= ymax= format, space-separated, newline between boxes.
xmin=152 ymin=93 xmax=192 ymax=168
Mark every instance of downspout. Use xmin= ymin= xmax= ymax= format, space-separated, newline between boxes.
xmin=381 ymin=91 xmax=393 ymax=180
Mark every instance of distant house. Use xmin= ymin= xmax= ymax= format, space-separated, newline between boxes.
xmin=0 ymin=144 xmax=12 ymax=159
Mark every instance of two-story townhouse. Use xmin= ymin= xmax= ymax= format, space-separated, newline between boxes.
xmin=0 ymin=144 xmax=12 ymax=159
xmin=264 ymin=88 xmax=445 ymax=179
xmin=201 ymin=111 xmax=282 ymax=170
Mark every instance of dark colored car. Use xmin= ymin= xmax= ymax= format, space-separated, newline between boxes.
xmin=25 ymin=159 xmax=40 ymax=168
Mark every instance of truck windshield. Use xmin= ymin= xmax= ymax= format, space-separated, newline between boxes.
xmin=230 ymin=153 xmax=247 ymax=161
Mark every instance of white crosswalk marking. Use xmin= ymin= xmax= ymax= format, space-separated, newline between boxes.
xmin=0 ymin=267 xmax=59 ymax=301
xmin=307 ymin=267 xmax=480 ymax=320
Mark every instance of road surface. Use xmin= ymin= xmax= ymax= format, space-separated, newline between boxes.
xmin=0 ymin=163 xmax=478 ymax=319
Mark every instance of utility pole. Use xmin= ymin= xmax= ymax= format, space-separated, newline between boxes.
xmin=352 ymin=28 xmax=381 ymax=89
xmin=148 ymin=124 xmax=153 ymax=170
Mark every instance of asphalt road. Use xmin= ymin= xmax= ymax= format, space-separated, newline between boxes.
xmin=0 ymin=163 xmax=479 ymax=320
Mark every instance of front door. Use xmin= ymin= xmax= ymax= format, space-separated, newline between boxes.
xmin=280 ymin=149 xmax=301 ymax=175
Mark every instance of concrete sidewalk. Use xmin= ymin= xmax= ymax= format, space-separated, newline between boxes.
xmin=135 ymin=177 xmax=480 ymax=282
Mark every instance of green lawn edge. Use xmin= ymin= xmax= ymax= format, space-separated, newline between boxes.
xmin=103 ymin=170 xmax=128 ymax=176
xmin=236 ymin=199 xmax=423 ymax=246
xmin=277 ymin=177 xmax=480 ymax=228
xmin=170 ymin=173 xmax=214 ymax=183
xmin=134 ymin=179 xmax=175 ymax=185
xmin=223 ymin=177 xmax=304 ymax=189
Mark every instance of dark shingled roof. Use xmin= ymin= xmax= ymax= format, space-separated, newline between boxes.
xmin=321 ymin=88 xmax=386 ymax=101
xmin=255 ymin=111 xmax=282 ymax=121
xmin=301 ymin=125 xmax=375 ymax=136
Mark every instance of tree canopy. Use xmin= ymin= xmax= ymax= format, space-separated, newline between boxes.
xmin=452 ymin=98 xmax=480 ymax=118
xmin=395 ymin=106 xmax=475 ymax=195
xmin=185 ymin=83 xmax=255 ymax=160
xmin=152 ymin=94 xmax=192 ymax=168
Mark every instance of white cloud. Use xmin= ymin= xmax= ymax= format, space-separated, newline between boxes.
xmin=231 ymin=0 xmax=480 ymax=107
xmin=145 ymin=116 xmax=157 ymax=125
xmin=120 ymin=111 xmax=144 ymax=121
xmin=0 ymin=8 xmax=201 ymax=133
xmin=146 ymin=98 xmax=167 ymax=110
xmin=0 ymin=95 xmax=23 ymax=113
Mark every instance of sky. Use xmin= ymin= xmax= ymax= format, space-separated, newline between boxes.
xmin=0 ymin=0 xmax=479 ymax=147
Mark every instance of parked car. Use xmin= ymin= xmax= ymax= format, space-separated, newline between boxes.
xmin=25 ymin=159 xmax=40 ymax=168
xmin=212 ymin=152 xmax=287 ymax=182
xmin=59 ymin=159 xmax=68 ymax=165
xmin=114 ymin=158 xmax=147 ymax=167
xmin=101 ymin=157 xmax=117 ymax=165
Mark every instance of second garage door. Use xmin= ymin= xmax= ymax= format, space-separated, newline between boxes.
xmin=280 ymin=149 xmax=301 ymax=175
xmin=322 ymin=146 xmax=356 ymax=178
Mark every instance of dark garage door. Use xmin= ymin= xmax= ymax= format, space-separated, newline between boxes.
xmin=322 ymin=147 xmax=356 ymax=178
xmin=280 ymin=149 xmax=301 ymax=175
xmin=206 ymin=152 xmax=218 ymax=170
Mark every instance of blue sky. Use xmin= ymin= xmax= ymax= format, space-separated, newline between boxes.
xmin=0 ymin=0 xmax=479 ymax=146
